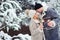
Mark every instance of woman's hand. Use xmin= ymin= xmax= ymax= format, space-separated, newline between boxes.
xmin=39 ymin=23 xmax=43 ymax=30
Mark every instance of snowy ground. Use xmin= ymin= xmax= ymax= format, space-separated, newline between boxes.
xmin=0 ymin=31 xmax=31 ymax=40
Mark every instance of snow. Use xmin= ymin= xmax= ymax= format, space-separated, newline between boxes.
xmin=0 ymin=31 xmax=31 ymax=40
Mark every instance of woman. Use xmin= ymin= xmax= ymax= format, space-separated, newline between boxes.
xmin=29 ymin=10 xmax=45 ymax=40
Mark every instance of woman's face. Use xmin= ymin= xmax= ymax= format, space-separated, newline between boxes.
xmin=36 ymin=7 xmax=43 ymax=13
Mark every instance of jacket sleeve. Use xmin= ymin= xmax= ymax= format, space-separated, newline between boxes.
xmin=29 ymin=20 xmax=43 ymax=36
xmin=43 ymin=8 xmax=59 ymax=30
xmin=48 ymin=8 xmax=59 ymax=25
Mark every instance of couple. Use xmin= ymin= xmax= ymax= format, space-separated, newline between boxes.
xmin=29 ymin=2 xmax=59 ymax=40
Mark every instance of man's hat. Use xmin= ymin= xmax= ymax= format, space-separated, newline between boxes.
xmin=34 ymin=2 xmax=43 ymax=10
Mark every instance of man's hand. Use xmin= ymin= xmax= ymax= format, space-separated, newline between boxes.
xmin=47 ymin=20 xmax=56 ymax=27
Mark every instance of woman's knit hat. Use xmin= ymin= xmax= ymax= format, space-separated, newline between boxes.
xmin=34 ymin=2 xmax=43 ymax=10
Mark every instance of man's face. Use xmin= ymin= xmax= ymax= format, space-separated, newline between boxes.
xmin=36 ymin=7 xmax=43 ymax=13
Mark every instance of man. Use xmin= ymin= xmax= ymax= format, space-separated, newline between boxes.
xmin=34 ymin=2 xmax=59 ymax=40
